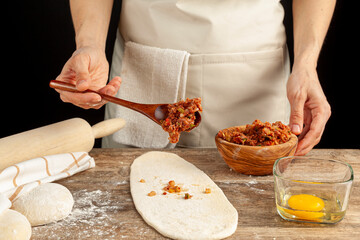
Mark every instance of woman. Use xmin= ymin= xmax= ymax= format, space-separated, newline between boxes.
xmin=56 ymin=0 xmax=334 ymax=155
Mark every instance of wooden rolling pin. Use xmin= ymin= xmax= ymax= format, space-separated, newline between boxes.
xmin=0 ymin=118 xmax=126 ymax=171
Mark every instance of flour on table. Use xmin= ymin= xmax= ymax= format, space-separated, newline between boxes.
xmin=245 ymin=179 xmax=266 ymax=194
xmin=130 ymin=151 xmax=238 ymax=240
xmin=31 ymin=188 xmax=125 ymax=239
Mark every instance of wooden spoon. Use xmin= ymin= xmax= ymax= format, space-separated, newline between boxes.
xmin=49 ymin=80 xmax=201 ymax=129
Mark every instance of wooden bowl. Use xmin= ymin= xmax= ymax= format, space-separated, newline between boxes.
xmin=215 ymin=125 xmax=298 ymax=176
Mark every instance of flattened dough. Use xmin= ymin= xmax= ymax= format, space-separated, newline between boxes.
xmin=12 ymin=183 xmax=74 ymax=226
xmin=130 ymin=151 xmax=238 ymax=240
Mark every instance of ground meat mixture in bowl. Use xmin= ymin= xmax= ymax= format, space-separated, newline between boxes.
xmin=217 ymin=119 xmax=292 ymax=146
xmin=215 ymin=120 xmax=298 ymax=175
xmin=161 ymin=98 xmax=202 ymax=143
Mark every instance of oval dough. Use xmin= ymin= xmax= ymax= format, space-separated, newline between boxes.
xmin=130 ymin=151 xmax=238 ymax=240
xmin=0 ymin=209 xmax=31 ymax=240
xmin=12 ymin=183 xmax=74 ymax=226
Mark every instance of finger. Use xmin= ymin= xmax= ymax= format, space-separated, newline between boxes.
xmin=109 ymin=76 xmax=122 ymax=92
xmin=288 ymin=91 xmax=307 ymax=135
xmin=93 ymin=77 xmax=121 ymax=107
xmin=295 ymin=108 xmax=311 ymax=155
xmin=60 ymin=95 xmax=105 ymax=110
xmin=98 ymin=76 xmax=122 ymax=96
xmin=295 ymin=112 xmax=325 ymax=155
xmin=78 ymin=102 xmax=105 ymax=110
xmin=59 ymin=90 xmax=102 ymax=106
xmin=295 ymin=100 xmax=331 ymax=155
xmin=295 ymin=130 xmax=324 ymax=156
xmin=56 ymin=64 xmax=77 ymax=84
xmin=297 ymin=108 xmax=312 ymax=141
xmin=71 ymin=54 xmax=91 ymax=91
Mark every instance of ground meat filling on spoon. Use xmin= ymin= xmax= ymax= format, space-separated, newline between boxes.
xmin=161 ymin=98 xmax=202 ymax=143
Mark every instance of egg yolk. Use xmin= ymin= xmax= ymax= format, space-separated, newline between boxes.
xmin=285 ymin=194 xmax=325 ymax=220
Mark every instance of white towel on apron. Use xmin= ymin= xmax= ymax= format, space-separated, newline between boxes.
xmin=111 ymin=41 xmax=190 ymax=148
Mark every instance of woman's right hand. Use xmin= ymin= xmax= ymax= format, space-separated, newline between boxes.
xmin=55 ymin=45 xmax=121 ymax=109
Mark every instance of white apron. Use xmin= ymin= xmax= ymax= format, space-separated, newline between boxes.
xmin=103 ymin=0 xmax=290 ymax=148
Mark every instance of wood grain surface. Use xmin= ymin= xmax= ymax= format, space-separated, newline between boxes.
xmin=31 ymin=148 xmax=360 ymax=240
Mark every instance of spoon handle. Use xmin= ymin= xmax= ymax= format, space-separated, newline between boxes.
xmin=49 ymin=80 xmax=152 ymax=114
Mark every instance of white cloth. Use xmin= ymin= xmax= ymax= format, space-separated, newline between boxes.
xmin=111 ymin=41 xmax=190 ymax=148
xmin=0 ymin=193 xmax=11 ymax=214
xmin=0 ymin=152 xmax=95 ymax=210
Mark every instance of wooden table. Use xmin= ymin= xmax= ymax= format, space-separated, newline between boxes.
xmin=32 ymin=149 xmax=359 ymax=240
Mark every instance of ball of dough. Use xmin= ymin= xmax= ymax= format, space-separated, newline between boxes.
xmin=0 ymin=209 xmax=31 ymax=240
xmin=12 ymin=183 xmax=74 ymax=226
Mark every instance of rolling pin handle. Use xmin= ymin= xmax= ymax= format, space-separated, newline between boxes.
xmin=91 ymin=118 xmax=126 ymax=139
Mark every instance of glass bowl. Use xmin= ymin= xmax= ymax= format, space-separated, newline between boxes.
xmin=273 ymin=156 xmax=354 ymax=224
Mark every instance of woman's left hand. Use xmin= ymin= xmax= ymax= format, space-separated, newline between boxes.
xmin=287 ymin=62 xmax=331 ymax=155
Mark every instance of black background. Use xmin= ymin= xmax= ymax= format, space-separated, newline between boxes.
xmin=2 ymin=1 xmax=358 ymax=149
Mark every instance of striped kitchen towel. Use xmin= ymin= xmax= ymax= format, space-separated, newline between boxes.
xmin=0 ymin=152 xmax=95 ymax=206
